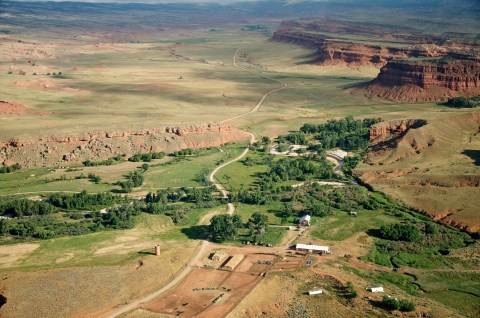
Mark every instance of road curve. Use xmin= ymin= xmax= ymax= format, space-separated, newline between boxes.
xmin=220 ymin=48 xmax=287 ymax=124
xmin=102 ymin=47 xmax=286 ymax=318
xmin=208 ymin=132 xmax=255 ymax=199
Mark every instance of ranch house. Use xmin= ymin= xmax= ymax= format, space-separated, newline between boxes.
xmin=298 ymin=215 xmax=311 ymax=226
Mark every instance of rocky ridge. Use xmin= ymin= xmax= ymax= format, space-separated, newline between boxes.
xmin=272 ymin=30 xmax=448 ymax=68
xmin=0 ymin=123 xmax=250 ymax=168
xmin=365 ymin=57 xmax=480 ymax=102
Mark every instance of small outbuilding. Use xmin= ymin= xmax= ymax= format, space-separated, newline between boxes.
xmin=211 ymin=251 xmax=225 ymax=261
xmin=298 ymin=215 xmax=311 ymax=226
xmin=369 ymin=287 xmax=384 ymax=293
xmin=295 ymin=244 xmax=330 ymax=254
xmin=222 ymin=254 xmax=244 ymax=271
xmin=308 ymin=290 xmax=323 ymax=295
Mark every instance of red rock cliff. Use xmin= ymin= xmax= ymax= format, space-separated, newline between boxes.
xmin=365 ymin=57 xmax=480 ymax=101
xmin=0 ymin=123 xmax=250 ymax=168
xmin=271 ymin=29 xmax=447 ymax=68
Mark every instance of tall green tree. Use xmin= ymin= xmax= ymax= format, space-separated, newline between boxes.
xmin=248 ymin=212 xmax=268 ymax=242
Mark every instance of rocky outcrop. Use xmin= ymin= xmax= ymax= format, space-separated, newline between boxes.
xmin=0 ymin=123 xmax=250 ymax=168
xmin=314 ymin=42 xmax=446 ymax=68
xmin=272 ymin=29 xmax=449 ymax=68
xmin=368 ymin=119 xmax=427 ymax=141
xmin=365 ymin=57 xmax=480 ymax=101
xmin=271 ymin=18 xmax=479 ymax=69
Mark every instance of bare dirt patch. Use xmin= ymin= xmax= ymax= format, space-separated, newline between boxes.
xmin=0 ymin=242 xmax=196 ymax=318
xmin=0 ymin=100 xmax=27 ymax=115
xmin=0 ymin=243 xmax=39 ymax=268
xmin=142 ymin=267 xmax=262 ymax=318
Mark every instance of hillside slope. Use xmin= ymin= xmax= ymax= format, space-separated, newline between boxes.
xmin=355 ymin=111 xmax=480 ymax=233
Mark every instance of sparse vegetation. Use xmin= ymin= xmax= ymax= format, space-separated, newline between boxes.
xmin=445 ymin=96 xmax=480 ymax=108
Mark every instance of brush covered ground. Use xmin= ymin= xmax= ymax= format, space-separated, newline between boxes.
xmin=355 ymin=111 xmax=480 ymax=233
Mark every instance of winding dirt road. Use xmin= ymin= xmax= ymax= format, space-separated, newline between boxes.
xmin=220 ymin=48 xmax=287 ymax=124
xmin=102 ymin=48 xmax=287 ymax=318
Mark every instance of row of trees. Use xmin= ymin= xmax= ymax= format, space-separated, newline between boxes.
xmin=83 ymin=154 xmax=124 ymax=167
xmin=82 ymin=151 xmax=167 ymax=167
xmin=171 ymin=148 xmax=197 ymax=157
xmin=129 ymin=152 xmax=165 ymax=162
xmin=0 ymin=203 xmax=140 ymax=239
xmin=0 ymin=199 xmax=56 ymax=217
xmin=48 ymin=190 xmax=124 ymax=210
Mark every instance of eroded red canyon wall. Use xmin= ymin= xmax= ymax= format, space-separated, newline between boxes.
xmin=0 ymin=123 xmax=250 ymax=168
xmin=365 ymin=58 xmax=480 ymax=101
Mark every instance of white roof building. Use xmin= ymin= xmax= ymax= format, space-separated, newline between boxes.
xmin=298 ymin=215 xmax=311 ymax=225
xmin=295 ymin=244 xmax=330 ymax=253
xmin=308 ymin=290 xmax=323 ymax=295
xmin=369 ymin=287 xmax=384 ymax=293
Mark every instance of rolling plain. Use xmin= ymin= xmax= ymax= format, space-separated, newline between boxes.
xmin=0 ymin=1 xmax=479 ymax=318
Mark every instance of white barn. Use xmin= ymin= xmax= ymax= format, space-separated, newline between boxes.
xmin=295 ymin=244 xmax=330 ymax=254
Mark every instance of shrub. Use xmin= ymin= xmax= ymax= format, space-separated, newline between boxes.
xmin=381 ymin=296 xmax=415 ymax=312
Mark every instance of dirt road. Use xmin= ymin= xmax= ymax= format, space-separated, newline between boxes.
xmin=220 ymin=48 xmax=287 ymax=124
xmin=103 ymin=240 xmax=209 ymax=318
xmin=102 ymin=48 xmax=287 ymax=318
xmin=208 ymin=131 xmax=255 ymax=200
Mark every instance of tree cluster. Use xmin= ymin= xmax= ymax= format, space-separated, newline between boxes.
xmin=144 ymin=187 xmax=221 ymax=222
xmin=208 ymin=212 xmax=269 ymax=243
xmin=297 ymin=184 xmax=377 ymax=217
xmin=118 ymin=171 xmax=144 ymax=193
xmin=262 ymin=156 xmax=336 ymax=184
xmin=445 ymin=96 xmax=480 ymax=108
xmin=299 ymin=116 xmax=382 ymax=151
xmin=379 ymin=223 xmax=421 ymax=242
xmin=381 ymin=296 xmax=415 ymax=312
xmin=0 ymin=163 xmax=21 ymax=174
xmin=209 ymin=214 xmax=243 ymax=242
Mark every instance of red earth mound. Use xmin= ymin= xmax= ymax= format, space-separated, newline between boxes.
xmin=0 ymin=100 xmax=27 ymax=115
